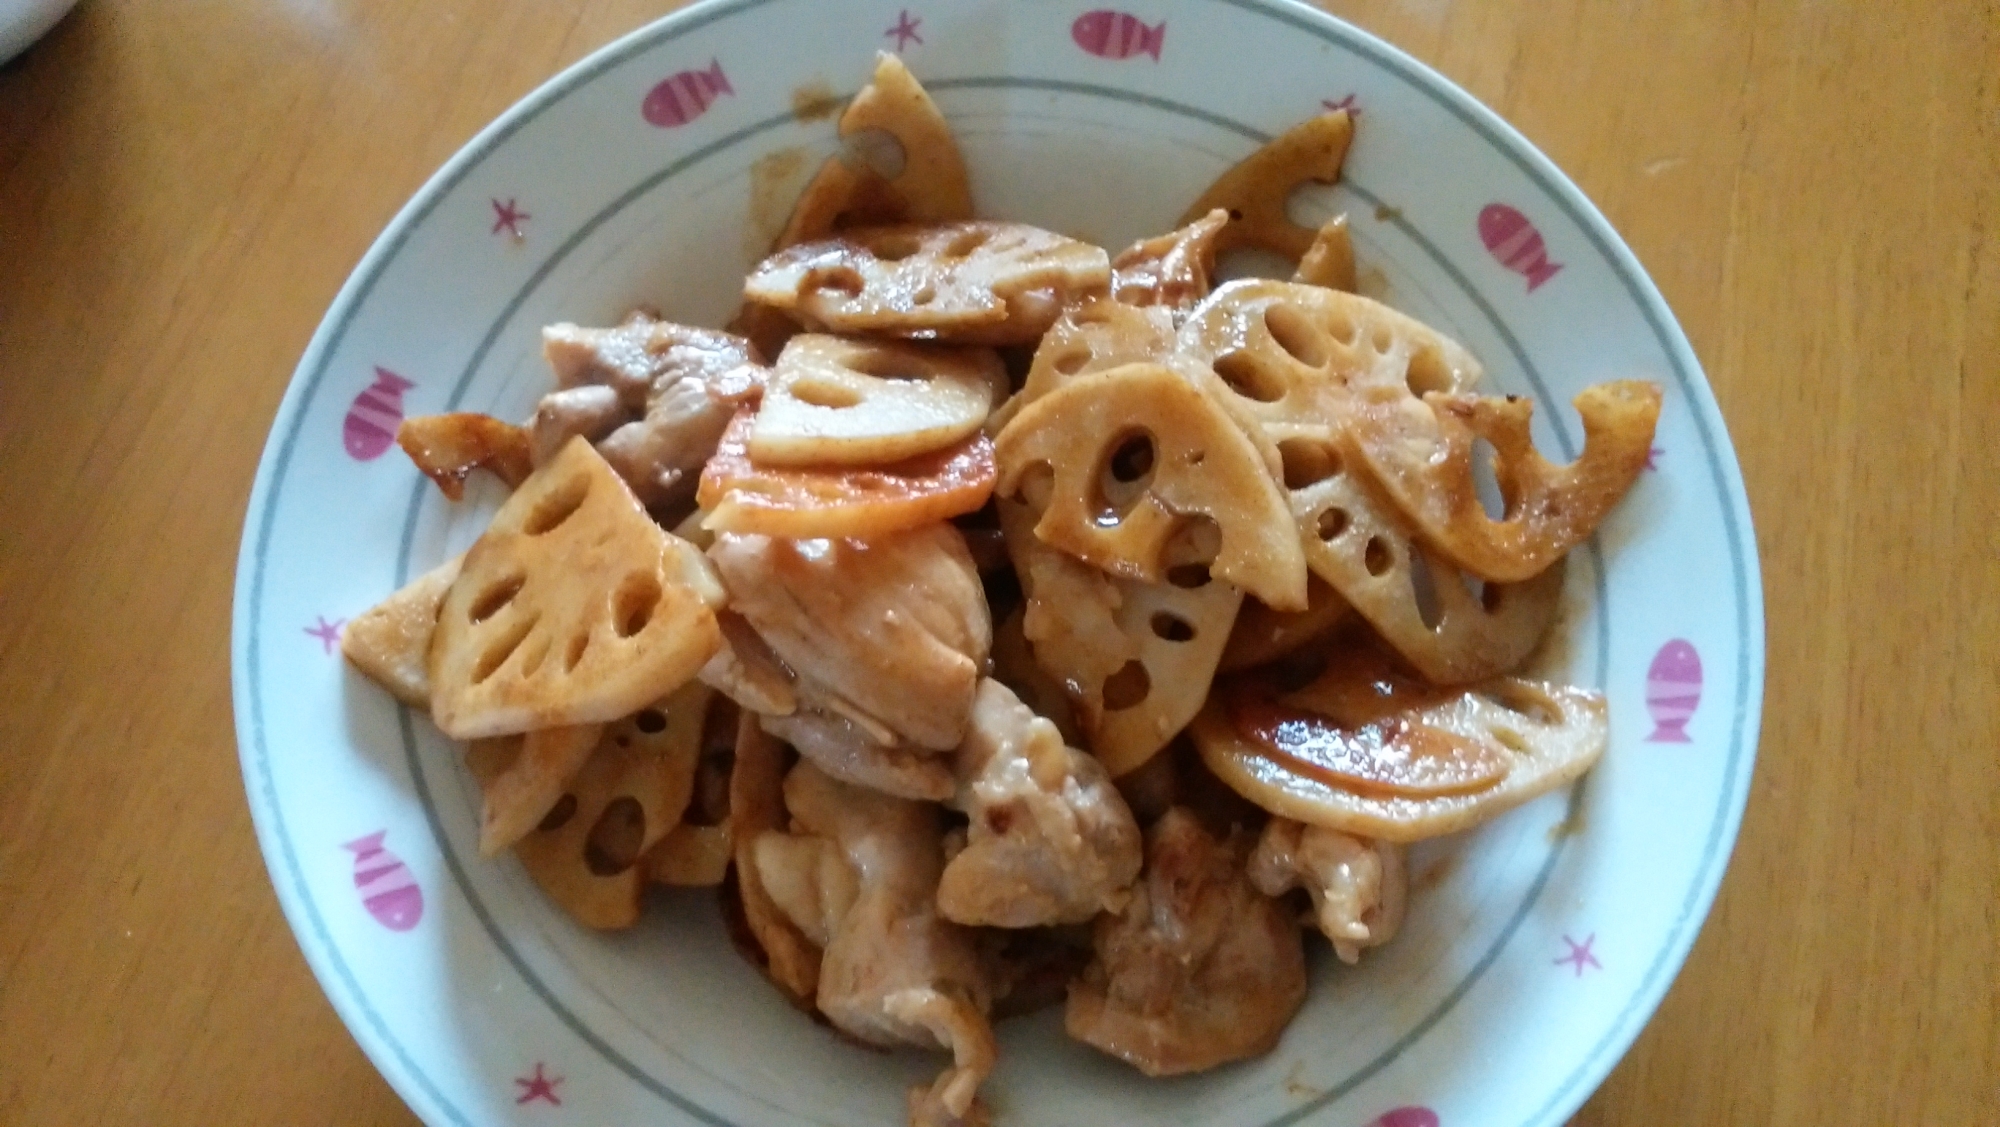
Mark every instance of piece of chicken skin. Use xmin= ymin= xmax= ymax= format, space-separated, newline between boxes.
xmin=1247 ymin=818 xmax=1407 ymax=964
xmin=1064 ymin=807 xmax=1306 ymax=1077
xmin=938 ymin=679 xmax=1142 ymax=927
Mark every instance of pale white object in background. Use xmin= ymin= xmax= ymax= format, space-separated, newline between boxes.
xmin=0 ymin=0 xmax=77 ymax=62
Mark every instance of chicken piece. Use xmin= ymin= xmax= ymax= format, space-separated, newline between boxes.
xmin=1065 ymin=807 xmax=1306 ymax=1077
xmin=1248 ymin=818 xmax=1406 ymax=964
xmin=530 ymin=314 xmax=764 ymax=509
xmin=938 ymin=679 xmax=1142 ymax=927
xmin=708 ymin=527 xmax=990 ymax=752
xmin=761 ymin=707 xmax=955 ymax=802
xmin=727 ymin=716 xmax=822 ymax=1006
xmin=698 ymin=609 xmax=798 ymax=717
xmin=781 ymin=762 xmax=998 ymax=1127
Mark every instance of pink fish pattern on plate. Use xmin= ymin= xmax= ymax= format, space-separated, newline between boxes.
xmin=342 ymin=367 xmax=412 ymax=461
xmin=1071 ymin=9 xmax=1164 ymax=61
xmin=642 ymin=59 xmax=732 ymax=128
xmin=1645 ymin=639 xmax=1703 ymax=742
xmin=1478 ymin=203 xmax=1563 ymax=292
xmin=345 ymin=830 xmax=424 ymax=931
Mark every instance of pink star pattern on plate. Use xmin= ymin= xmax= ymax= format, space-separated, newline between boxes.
xmin=884 ymin=9 xmax=922 ymax=51
xmin=1322 ymin=93 xmax=1360 ymax=115
xmin=304 ymin=616 xmax=344 ymax=653
xmin=514 ymin=1062 xmax=563 ymax=1106
xmin=1555 ymin=933 xmax=1602 ymax=977
xmin=490 ymin=197 xmax=531 ymax=239
xmin=1644 ymin=445 xmax=1664 ymax=471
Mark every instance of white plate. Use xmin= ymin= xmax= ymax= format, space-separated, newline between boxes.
xmin=231 ymin=2 xmax=1764 ymax=1124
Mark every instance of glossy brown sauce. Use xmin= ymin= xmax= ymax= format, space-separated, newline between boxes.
xmin=1223 ymin=653 xmax=1510 ymax=798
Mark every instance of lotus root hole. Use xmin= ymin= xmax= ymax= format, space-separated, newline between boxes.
xmin=613 ymin=572 xmax=664 ymax=638
xmin=584 ymin=796 xmax=646 ymax=876
xmin=1363 ymin=537 xmax=1393 ymax=576
xmin=523 ymin=474 xmax=591 ymax=535
xmin=1279 ymin=437 xmax=1343 ymax=488
xmin=1491 ymin=727 xmax=1529 ymax=754
xmin=1101 ymin=660 xmax=1152 ymax=711
xmin=538 ymin=793 xmax=579 ymax=833
xmin=1150 ymin=613 xmax=1195 ymax=642
xmin=803 ymin=264 xmax=865 ymax=299
xmin=985 ymin=805 xmax=1015 ymax=834
xmin=468 ymin=574 xmax=526 ymax=624
xmin=635 ymin=708 xmax=668 ymax=734
xmin=1407 ymin=349 xmax=1453 ymax=396
xmin=1166 ymin=563 xmax=1212 ymax=589
xmin=1095 ymin=431 xmax=1155 ymax=522
xmin=563 ymin=632 xmax=590 ymax=672
xmin=1316 ymin=507 xmax=1351 ymax=541
xmin=1485 ymin=683 xmax=1563 ymax=725
xmin=1480 ymin=581 xmax=1505 ymax=611
xmin=911 ymin=283 xmax=937 ymax=306
xmin=843 ymin=128 xmax=907 ymax=179
xmin=1410 ymin=553 xmax=1444 ymax=629
xmin=1165 ymin=515 xmax=1222 ymax=567
xmin=1213 ymin=351 xmax=1284 ymax=403
xmin=792 ymin=376 xmax=864 ymax=408
xmin=472 ymin=614 xmax=539 ymax=684
xmin=516 ymin=633 xmax=553 ymax=678
xmin=943 ymin=228 xmax=988 ymax=258
xmin=1370 ymin=325 xmax=1393 ymax=353
xmin=1471 ymin=437 xmax=1507 ymax=518
xmin=870 ymin=231 xmax=923 ymax=261
xmin=1053 ymin=346 xmax=1092 ymax=376
xmin=1013 ymin=461 xmax=1055 ymax=510
xmin=1325 ymin=309 xmax=1358 ymax=347
xmin=1264 ymin=303 xmax=1331 ymax=368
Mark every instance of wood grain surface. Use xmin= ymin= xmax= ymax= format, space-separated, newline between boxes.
xmin=1 ymin=1 xmax=1993 ymax=1123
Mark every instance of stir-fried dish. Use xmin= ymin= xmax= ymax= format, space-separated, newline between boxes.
xmin=344 ymin=53 xmax=1660 ymax=1127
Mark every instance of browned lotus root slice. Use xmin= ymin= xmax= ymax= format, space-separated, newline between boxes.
xmin=999 ymin=498 xmax=1242 ymax=778
xmin=728 ymin=713 xmax=821 ymax=1005
xmin=1192 ymin=651 xmax=1607 ymax=842
xmin=989 ymin=298 xmax=1175 ymax=431
xmin=342 ymin=555 xmax=462 ymax=706
xmin=1217 ymin=576 xmax=1352 ymax=673
xmin=1109 ymin=208 xmax=1228 ymax=310
xmin=429 ymin=437 xmax=724 ymax=739
xmin=994 ymin=362 xmax=1306 ymax=611
xmin=1292 ymin=214 xmax=1357 ymax=292
xmin=487 ymin=684 xmax=713 ymax=928
xmin=743 ymin=221 xmax=1111 ymax=345
xmin=1177 ymin=279 xmax=1484 ymax=436
xmin=397 ymin=414 xmax=534 ymax=500
xmin=751 ymin=334 xmax=1003 ymax=467
xmin=645 ymin=823 xmax=734 ymax=887
xmin=990 ymin=606 xmax=1083 ymax=748
xmin=698 ymin=408 xmax=995 ymax=538
xmin=778 ymin=52 xmax=974 ymax=248
xmin=1341 ymin=381 xmax=1663 ymax=582
xmin=1178 ymin=111 xmax=1353 ymax=262
xmin=1281 ymin=425 xmax=1562 ymax=684
xmin=470 ymin=723 xmax=605 ymax=856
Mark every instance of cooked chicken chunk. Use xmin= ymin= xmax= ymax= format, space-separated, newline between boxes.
xmin=1248 ymin=818 xmax=1406 ymax=964
xmin=776 ymin=762 xmax=998 ymax=1127
xmin=531 ymin=314 xmax=764 ymax=509
xmin=727 ymin=717 xmax=822 ymax=1006
xmin=1065 ymin=807 xmax=1306 ymax=1076
xmin=938 ymin=679 xmax=1142 ymax=927
xmin=708 ymin=527 xmax=990 ymax=754
xmin=761 ymin=707 xmax=956 ymax=802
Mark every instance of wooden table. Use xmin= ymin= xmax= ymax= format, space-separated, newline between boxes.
xmin=1 ymin=1 xmax=1992 ymax=1123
